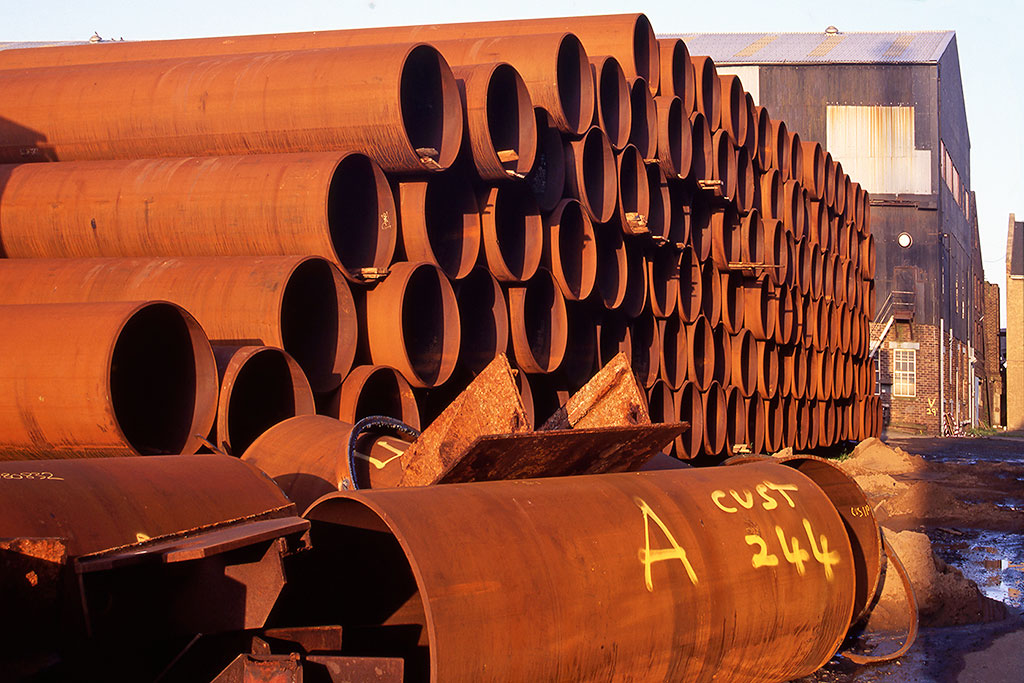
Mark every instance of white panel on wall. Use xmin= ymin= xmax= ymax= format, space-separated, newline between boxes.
xmin=826 ymin=105 xmax=932 ymax=195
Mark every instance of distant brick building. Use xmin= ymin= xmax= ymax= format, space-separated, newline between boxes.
xmin=673 ymin=29 xmax=991 ymax=434
xmin=1007 ymin=215 xmax=1024 ymax=431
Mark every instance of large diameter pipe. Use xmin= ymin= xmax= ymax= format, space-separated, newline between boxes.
xmin=507 ymin=268 xmax=569 ymax=374
xmin=453 ymin=62 xmax=537 ymax=180
xmin=563 ymin=302 xmax=599 ymax=390
xmin=677 ymin=246 xmax=704 ymax=323
xmin=686 ymin=315 xmax=716 ymax=391
xmin=649 ymin=246 xmax=680 ymax=319
xmin=711 ymin=130 xmax=738 ymax=201
xmin=594 ymin=221 xmax=628 ymax=310
xmin=691 ymin=56 xmax=722 ymax=131
xmin=620 ymin=238 xmax=650 ymax=319
xmin=658 ymin=38 xmax=695 ymax=109
xmin=646 ymin=163 xmax=674 ymax=243
xmin=543 ymin=199 xmax=598 ymax=301
xmin=731 ymin=329 xmax=758 ymax=398
xmin=526 ymin=108 xmax=567 ymax=211
xmin=769 ymin=119 xmax=791 ymax=180
xmin=367 ymin=261 xmax=460 ymax=388
xmin=453 ymin=267 xmax=509 ymax=377
xmin=631 ymin=313 xmax=662 ymax=389
xmin=654 ymin=95 xmax=692 ymax=179
xmin=615 ymin=144 xmax=652 ymax=234
xmin=720 ymin=271 xmax=746 ymax=335
xmin=702 ymin=381 xmax=728 ymax=456
xmin=659 ymin=317 xmax=688 ymax=390
xmin=0 ymin=45 xmax=462 ymax=173
xmin=329 ymin=365 xmax=421 ymax=431
xmin=752 ymin=105 xmax=773 ymax=171
xmin=801 ymin=140 xmax=825 ymax=200
xmin=675 ymin=381 xmax=704 ymax=458
xmin=628 ymin=78 xmax=659 ymax=160
xmin=301 ymin=463 xmax=853 ymax=681
xmin=688 ymin=111 xmax=714 ymax=185
xmin=565 ymin=126 xmax=617 ymax=224
xmin=590 ymin=55 xmax=632 ymax=149
xmin=719 ymin=75 xmax=747 ymax=147
xmin=736 ymin=145 xmax=755 ymax=214
xmin=399 ymin=168 xmax=481 ymax=281
xmin=478 ymin=179 xmax=543 ymax=282
xmin=700 ymin=260 xmax=724 ymax=327
xmin=0 ymin=301 xmax=217 ymax=459
xmin=0 ymin=256 xmax=354 ymax=393
xmin=724 ymin=385 xmax=746 ymax=457
xmin=0 ymin=152 xmax=396 ymax=282
xmin=212 ymin=345 xmax=315 ymax=457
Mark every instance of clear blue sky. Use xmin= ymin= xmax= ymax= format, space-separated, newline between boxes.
xmin=4 ymin=0 xmax=1021 ymax=320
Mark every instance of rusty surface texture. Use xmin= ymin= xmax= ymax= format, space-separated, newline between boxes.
xmin=302 ymin=462 xmax=855 ymax=682
xmin=0 ymin=301 xmax=217 ymax=459
xmin=589 ymin=55 xmax=631 ymax=150
xmin=541 ymin=352 xmax=650 ymax=430
xmin=525 ymin=108 xmax=567 ymax=211
xmin=543 ymin=198 xmax=597 ymax=302
xmin=654 ymin=95 xmax=690 ymax=179
xmin=628 ymin=77 xmax=658 ymax=160
xmin=0 ymin=256 xmax=354 ymax=393
xmin=0 ymin=152 xmax=396 ymax=282
xmin=329 ymin=365 xmax=421 ymax=431
xmin=658 ymin=38 xmax=694 ymax=109
xmin=615 ymin=143 xmax=651 ymax=234
xmin=366 ymin=261 xmax=460 ymax=389
xmin=507 ymin=268 xmax=569 ymax=374
xmin=398 ymin=169 xmax=481 ymax=281
xmin=0 ymin=44 xmax=463 ymax=173
xmin=452 ymin=62 xmax=537 ymax=180
xmin=565 ymin=125 xmax=617 ymax=223
xmin=478 ymin=179 xmax=543 ymax=282
xmin=398 ymin=354 xmax=529 ymax=487
xmin=691 ymin=55 xmax=722 ymax=132
xmin=212 ymin=345 xmax=316 ymax=458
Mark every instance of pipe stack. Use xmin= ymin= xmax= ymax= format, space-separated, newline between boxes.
xmin=0 ymin=13 xmax=878 ymax=462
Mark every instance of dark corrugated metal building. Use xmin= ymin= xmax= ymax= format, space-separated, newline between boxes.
xmin=663 ymin=29 xmax=987 ymax=433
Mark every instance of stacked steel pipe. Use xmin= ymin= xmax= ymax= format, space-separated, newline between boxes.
xmin=0 ymin=13 xmax=878 ymax=462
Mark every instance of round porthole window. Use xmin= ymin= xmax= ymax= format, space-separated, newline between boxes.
xmin=897 ymin=232 xmax=912 ymax=248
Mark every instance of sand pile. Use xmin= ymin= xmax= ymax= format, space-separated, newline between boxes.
xmin=867 ymin=529 xmax=1007 ymax=630
xmin=840 ymin=437 xmax=927 ymax=477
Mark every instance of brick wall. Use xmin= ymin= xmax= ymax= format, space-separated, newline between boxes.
xmin=982 ymin=281 xmax=1002 ymax=426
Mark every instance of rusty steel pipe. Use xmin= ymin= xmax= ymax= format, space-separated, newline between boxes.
xmin=563 ymin=302 xmax=599 ymax=390
xmin=834 ymin=163 xmax=849 ymax=215
xmin=741 ymin=92 xmax=757 ymax=157
xmin=807 ymin=199 xmax=827 ymax=248
xmin=690 ymin=192 xmax=714 ymax=261
xmin=712 ymin=324 xmax=733 ymax=389
xmin=758 ymin=168 xmax=784 ymax=221
xmin=736 ymin=145 xmax=756 ymax=214
xmin=711 ymin=205 xmax=741 ymax=271
xmin=516 ymin=371 xmax=571 ymax=429
xmin=776 ymin=344 xmax=793 ymax=400
xmin=775 ymin=285 xmax=797 ymax=346
xmin=658 ymin=38 xmax=695 ymax=109
xmin=781 ymin=396 xmax=799 ymax=450
xmin=0 ymin=301 xmax=217 ymax=459
xmin=646 ymin=164 xmax=674 ymax=243
xmin=452 ymin=267 xmax=509 ymax=377
xmin=565 ymin=126 xmax=617 ymax=224
xmin=769 ymin=119 xmax=791 ymax=180
xmin=212 ymin=345 xmax=315 ymax=457
xmin=367 ymin=261 xmax=460 ymax=388
xmin=594 ymin=221 xmax=629 ymax=310
xmin=615 ymin=144 xmax=652 ymax=235
xmin=743 ymin=395 xmax=765 ymax=455
xmin=300 ymin=462 xmax=853 ymax=681
xmin=691 ymin=55 xmax=722 ymax=131
xmin=628 ymin=78 xmax=659 ymax=160
xmin=453 ymin=62 xmax=537 ymax=180
xmin=719 ymin=75 xmax=747 ymax=147
xmin=688 ymin=111 xmax=714 ymax=185
xmin=508 ymin=268 xmax=569 ymax=374
xmin=598 ymin=313 xmax=633 ymax=368
xmin=702 ymin=381 xmax=728 ymax=457
xmin=824 ymin=152 xmax=837 ymax=208
xmin=740 ymin=209 xmax=765 ymax=268
xmin=788 ymin=132 xmax=805 ymax=191
xmin=752 ymin=105 xmax=773 ymax=171
xmin=720 ymin=270 xmax=746 ymax=335
xmin=647 ymin=379 xmax=676 ymax=428
xmin=786 ymin=345 xmax=808 ymax=400
xmin=0 ymin=153 xmax=397 ymax=283
xmin=756 ymin=339 xmax=780 ymax=400
xmin=764 ymin=217 xmax=788 ymax=288
xmin=711 ymin=130 xmax=738 ymax=201
xmin=399 ymin=168 xmax=481 ymax=281
xmin=329 ymin=365 xmax=421 ymax=431
xmin=659 ymin=316 xmax=688 ymax=390
xmin=677 ymin=246 xmax=703 ymax=323
xmin=801 ymin=140 xmax=825 ymax=200
xmin=526 ymin=108 xmax=567 ymax=211
xmin=543 ymin=199 xmax=598 ymax=301
xmin=631 ymin=313 xmax=662 ymax=389
xmin=763 ymin=395 xmax=784 ymax=453
xmin=654 ymin=95 xmax=692 ymax=179
xmin=649 ymin=246 xmax=680 ymax=319
xmin=479 ymin=178 xmax=543 ymax=283
xmin=674 ymin=381 xmax=705 ymax=459
xmin=686 ymin=315 xmax=715 ymax=391
xmin=0 ymin=256 xmax=354 ymax=393
xmin=620 ymin=239 xmax=650 ymax=319
xmin=731 ymin=329 xmax=758 ymax=398
xmin=700 ymin=260 xmax=724 ymax=327
xmin=590 ymin=55 xmax=632 ymax=149
xmin=743 ymin=279 xmax=777 ymax=341
xmin=782 ymin=179 xmax=806 ymax=240
xmin=796 ymin=239 xmax=813 ymax=297
xmin=724 ymin=385 xmax=746 ymax=457
xmin=0 ymin=45 xmax=462 ymax=173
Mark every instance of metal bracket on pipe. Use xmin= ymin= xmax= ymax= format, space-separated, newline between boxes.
xmin=356 ymin=267 xmax=390 ymax=282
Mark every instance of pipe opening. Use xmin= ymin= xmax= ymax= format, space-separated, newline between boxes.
xmin=629 ymin=79 xmax=655 ymax=158
xmin=599 ymin=314 xmax=631 ymax=367
xmin=401 ymin=45 xmax=452 ymax=166
xmin=422 ymin=171 xmax=480 ymax=278
xmin=556 ymin=36 xmax=587 ymax=134
xmin=455 ymin=268 xmax=506 ymax=375
xmin=650 ymin=246 xmax=679 ymax=318
xmin=581 ymin=129 xmax=612 ymax=222
xmin=551 ymin=200 xmax=595 ymax=300
xmin=596 ymin=58 xmax=630 ymax=147
xmin=630 ymin=314 xmax=657 ymax=385
xmin=328 ymin=154 xmax=394 ymax=278
xmin=661 ymin=96 xmax=684 ymax=176
xmin=660 ymin=317 xmax=685 ymax=388
xmin=563 ymin=303 xmax=597 ymax=390
xmin=689 ymin=318 xmax=713 ymax=389
xmin=281 ymin=259 xmax=345 ymax=391
xmin=402 ymin=267 xmax=447 ymax=386
xmin=111 ymin=303 xmax=199 ymax=455
xmin=676 ymin=382 xmax=703 ymax=457
xmin=296 ymin=507 xmax=431 ymax=683
xmin=596 ymin=223 xmax=627 ymax=309
xmin=689 ymin=112 xmax=711 ymax=181
xmin=526 ymin=109 xmax=567 ymax=211
xmin=618 ymin=146 xmax=643 ymax=218
xmin=223 ymin=350 xmax=301 ymax=457
xmin=634 ymin=16 xmax=657 ymax=86
xmin=646 ymin=165 xmax=671 ymax=242
xmin=523 ymin=275 xmax=562 ymax=370
xmin=353 ymin=368 xmax=417 ymax=428
xmin=488 ymin=182 xmax=542 ymax=281
xmin=483 ymin=64 xmax=533 ymax=175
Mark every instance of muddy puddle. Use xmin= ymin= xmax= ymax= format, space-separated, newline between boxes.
xmin=931 ymin=528 xmax=1024 ymax=610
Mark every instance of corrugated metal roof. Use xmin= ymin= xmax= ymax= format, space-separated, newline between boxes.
xmin=660 ymin=31 xmax=955 ymax=65
xmin=0 ymin=41 xmax=90 ymax=50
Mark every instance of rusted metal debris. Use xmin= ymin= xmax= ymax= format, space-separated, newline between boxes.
xmin=541 ymin=351 xmax=651 ymax=430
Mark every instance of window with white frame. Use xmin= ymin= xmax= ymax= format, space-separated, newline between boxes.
xmin=892 ymin=349 xmax=916 ymax=397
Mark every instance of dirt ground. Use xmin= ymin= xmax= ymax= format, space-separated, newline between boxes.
xmin=795 ymin=434 xmax=1024 ymax=683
